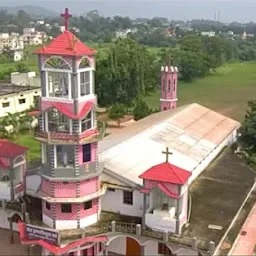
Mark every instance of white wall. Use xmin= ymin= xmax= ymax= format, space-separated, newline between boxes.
xmin=0 ymin=208 xmax=19 ymax=231
xmin=101 ymin=189 xmax=143 ymax=217
xmin=144 ymin=241 xmax=158 ymax=256
xmin=55 ymin=220 xmax=77 ymax=230
xmin=108 ymin=236 xmax=126 ymax=255
xmin=0 ymin=89 xmax=41 ymax=118
xmin=26 ymin=174 xmax=41 ymax=192
xmin=42 ymin=214 xmax=54 ymax=228
xmin=80 ymin=213 xmax=98 ymax=228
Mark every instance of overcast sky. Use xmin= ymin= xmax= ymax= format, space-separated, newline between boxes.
xmin=0 ymin=0 xmax=256 ymax=22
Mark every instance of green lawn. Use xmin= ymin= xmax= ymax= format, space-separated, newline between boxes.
xmin=14 ymin=133 xmax=41 ymax=162
xmin=145 ymin=62 xmax=256 ymax=121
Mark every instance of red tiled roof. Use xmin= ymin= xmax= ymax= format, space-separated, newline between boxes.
xmin=45 ymin=101 xmax=93 ymax=120
xmin=0 ymin=139 xmax=28 ymax=157
xmin=35 ymin=30 xmax=97 ymax=56
xmin=139 ymin=162 xmax=191 ymax=185
xmin=27 ymin=111 xmax=40 ymax=116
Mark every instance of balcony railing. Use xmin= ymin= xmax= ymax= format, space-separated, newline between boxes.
xmin=34 ymin=129 xmax=99 ymax=144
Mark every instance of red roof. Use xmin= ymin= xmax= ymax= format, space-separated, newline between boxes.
xmin=35 ymin=30 xmax=97 ymax=56
xmin=0 ymin=139 xmax=28 ymax=157
xmin=139 ymin=162 xmax=191 ymax=185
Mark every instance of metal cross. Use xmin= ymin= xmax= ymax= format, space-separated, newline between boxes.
xmin=162 ymin=147 xmax=173 ymax=162
xmin=167 ymin=55 xmax=173 ymax=67
xmin=60 ymin=8 xmax=72 ymax=31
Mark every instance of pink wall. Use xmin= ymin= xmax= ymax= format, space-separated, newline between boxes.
xmin=41 ymin=99 xmax=73 ymax=112
xmin=53 ymin=182 xmax=76 ymax=198
xmin=42 ymin=200 xmax=53 ymax=218
xmin=79 ymin=177 xmax=99 ymax=197
xmin=55 ymin=203 xmax=77 ymax=220
xmin=160 ymin=69 xmax=178 ymax=111
xmin=78 ymin=98 xmax=96 ymax=113
xmin=79 ymin=199 xmax=98 ymax=218
xmin=144 ymin=179 xmax=179 ymax=196
xmin=41 ymin=178 xmax=52 ymax=196
xmin=78 ymin=142 xmax=97 ymax=165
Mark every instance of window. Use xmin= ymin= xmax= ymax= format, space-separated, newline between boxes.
xmin=168 ymin=79 xmax=171 ymax=92
xmin=56 ymin=145 xmax=74 ymax=167
xmin=173 ymin=79 xmax=176 ymax=91
xmin=123 ymin=191 xmax=133 ymax=205
xmin=108 ymin=188 xmax=115 ymax=192
xmin=81 ymin=112 xmax=92 ymax=131
xmin=19 ymin=98 xmax=26 ymax=104
xmin=82 ymin=144 xmax=91 ymax=162
xmin=84 ymin=200 xmax=92 ymax=210
xmin=48 ymin=108 xmax=70 ymax=133
xmin=80 ymin=71 xmax=90 ymax=96
xmin=158 ymin=243 xmax=172 ymax=255
xmin=45 ymin=202 xmax=50 ymax=210
xmin=48 ymin=72 xmax=69 ymax=98
xmin=61 ymin=204 xmax=72 ymax=213
xmin=2 ymin=102 xmax=10 ymax=108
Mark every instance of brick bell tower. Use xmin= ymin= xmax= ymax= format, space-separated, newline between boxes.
xmin=34 ymin=8 xmax=103 ymax=230
xmin=160 ymin=64 xmax=179 ymax=111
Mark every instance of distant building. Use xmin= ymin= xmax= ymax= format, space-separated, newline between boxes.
xmin=201 ymin=31 xmax=216 ymax=37
xmin=0 ymin=33 xmax=24 ymax=62
xmin=10 ymin=71 xmax=41 ymax=87
xmin=22 ymin=28 xmax=47 ymax=45
xmin=0 ymin=84 xmax=41 ymax=118
xmin=116 ymin=28 xmax=137 ymax=38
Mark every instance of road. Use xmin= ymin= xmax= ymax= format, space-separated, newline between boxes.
xmin=229 ymin=204 xmax=256 ymax=255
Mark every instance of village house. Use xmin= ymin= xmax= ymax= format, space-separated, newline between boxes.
xmin=0 ymin=33 xmax=24 ymax=62
xmin=0 ymin=8 xmax=254 ymax=256
xmin=22 ymin=28 xmax=47 ymax=45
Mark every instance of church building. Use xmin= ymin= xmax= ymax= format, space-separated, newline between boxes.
xmin=0 ymin=8 xmax=241 ymax=256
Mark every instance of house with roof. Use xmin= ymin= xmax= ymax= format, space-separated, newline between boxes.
xmin=0 ymin=8 xmax=243 ymax=256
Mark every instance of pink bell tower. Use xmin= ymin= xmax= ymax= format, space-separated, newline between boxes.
xmin=34 ymin=8 xmax=103 ymax=231
xmin=160 ymin=65 xmax=179 ymax=111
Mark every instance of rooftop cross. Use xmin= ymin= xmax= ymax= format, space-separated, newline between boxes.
xmin=167 ymin=55 xmax=173 ymax=67
xmin=162 ymin=147 xmax=172 ymax=162
xmin=60 ymin=8 xmax=72 ymax=31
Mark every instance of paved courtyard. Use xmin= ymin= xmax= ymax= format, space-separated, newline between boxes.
xmin=0 ymin=229 xmax=41 ymax=255
xmin=182 ymin=148 xmax=255 ymax=245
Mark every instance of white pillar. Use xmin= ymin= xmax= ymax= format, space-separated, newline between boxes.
xmin=77 ymin=71 xmax=81 ymax=98
xmin=89 ymin=69 xmax=93 ymax=94
xmin=68 ymin=73 xmax=72 ymax=99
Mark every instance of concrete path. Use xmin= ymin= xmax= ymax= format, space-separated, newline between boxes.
xmin=0 ymin=228 xmax=41 ymax=255
xmin=230 ymin=204 xmax=256 ymax=255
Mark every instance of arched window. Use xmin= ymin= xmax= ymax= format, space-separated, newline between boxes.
xmin=48 ymin=72 xmax=69 ymax=98
xmin=79 ymin=57 xmax=90 ymax=69
xmin=44 ymin=57 xmax=71 ymax=70
xmin=14 ymin=156 xmax=25 ymax=166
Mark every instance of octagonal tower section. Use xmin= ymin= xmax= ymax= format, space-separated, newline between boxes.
xmin=34 ymin=30 xmax=104 ymax=230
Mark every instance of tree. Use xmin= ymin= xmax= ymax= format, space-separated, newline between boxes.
xmin=238 ymin=100 xmax=256 ymax=154
xmin=96 ymin=38 xmax=158 ymax=106
xmin=15 ymin=62 xmax=29 ymax=73
xmin=133 ymin=98 xmax=151 ymax=121
xmin=108 ymin=104 xmax=125 ymax=127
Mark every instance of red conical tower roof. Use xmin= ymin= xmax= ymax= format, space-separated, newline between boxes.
xmin=35 ymin=30 xmax=97 ymax=56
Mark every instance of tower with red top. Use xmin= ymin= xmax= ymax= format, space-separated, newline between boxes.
xmin=160 ymin=64 xmax=178 ymax=111
xmin=34 ymin=8 xmax=103 ymax=230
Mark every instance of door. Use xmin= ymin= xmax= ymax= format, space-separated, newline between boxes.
xmin=126 ymin=237 xmax=141 ymax=256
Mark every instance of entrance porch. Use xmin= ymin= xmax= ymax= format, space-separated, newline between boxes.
xmin=145 ymin=186 xmax=179 ymax=232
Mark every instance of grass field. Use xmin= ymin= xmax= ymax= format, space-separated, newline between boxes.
xmin=146 ymin=62 xmax=256 ymax=121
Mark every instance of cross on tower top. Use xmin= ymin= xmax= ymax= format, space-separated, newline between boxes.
xmin=60 ymin=8 xmax=72 ymax=31
xmin=162 ymin=147 xmax=172 ymax=162
xmin=167 ymin=55 xmax=173 ymax=67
